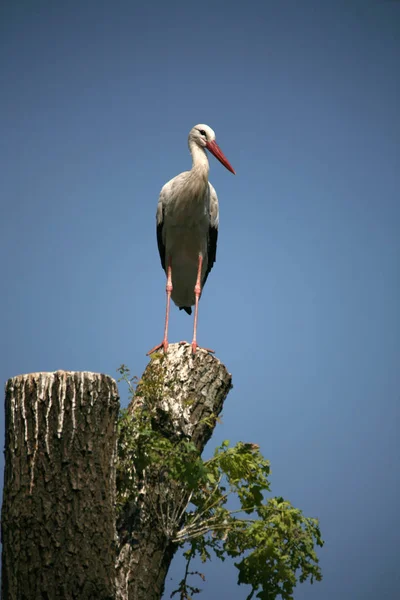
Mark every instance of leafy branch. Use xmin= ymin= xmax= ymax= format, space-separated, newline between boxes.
xmin=116 ymin=364 xmax=324 ymax=599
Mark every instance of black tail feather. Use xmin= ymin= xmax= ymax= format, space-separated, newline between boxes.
xmin=179 ymin=306 xmax=192 ymax=315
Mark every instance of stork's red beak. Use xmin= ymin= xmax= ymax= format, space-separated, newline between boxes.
xmin=206 ymin=140 xmax=236 ymax=174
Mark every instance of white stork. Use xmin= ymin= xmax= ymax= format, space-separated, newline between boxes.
xmin=147 ymin=123 xmax=235 ymax=355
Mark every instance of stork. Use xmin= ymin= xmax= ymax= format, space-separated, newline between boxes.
xmin=147 ymin=124 xmax=235 ymax=355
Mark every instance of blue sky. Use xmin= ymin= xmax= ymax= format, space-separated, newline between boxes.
xmin=1 ymin=1 xmax=399 ymax=598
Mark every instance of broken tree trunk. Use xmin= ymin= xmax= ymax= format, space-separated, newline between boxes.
xmin=1 ymin=347 xmax=231 ymax=600
xmin=115 ymin=343 xmax=232 ymax=600
xmin=1 ymin=371 xmax=119 ymax=600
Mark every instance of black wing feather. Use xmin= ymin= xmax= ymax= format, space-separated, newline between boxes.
xmin=157 ymin=219 xmax=166 ymax=272
xmin=202 ymin=225 xmax=218 ymax=288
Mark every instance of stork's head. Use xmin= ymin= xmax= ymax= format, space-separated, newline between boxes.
xmin=189 ymin=124 xmax=235 ymax=174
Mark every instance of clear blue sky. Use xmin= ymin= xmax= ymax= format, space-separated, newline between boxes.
xmin=1 ymin=1 xmax=399 ymax=598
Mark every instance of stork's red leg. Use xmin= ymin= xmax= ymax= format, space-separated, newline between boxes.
xmin=190 ymin=255 xmax=203 ymax=353
xmin=147 ymin=259 xmax=172 ymax=355
xmin=190 ymin=255 xmax=214 ymax=355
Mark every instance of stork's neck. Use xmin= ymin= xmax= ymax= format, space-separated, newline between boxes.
xmin=189 ymin=140 xmax=209 ymax=181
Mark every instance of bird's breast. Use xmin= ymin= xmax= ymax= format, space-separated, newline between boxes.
xmin=163 ymin=192 xmax=210 ymax=261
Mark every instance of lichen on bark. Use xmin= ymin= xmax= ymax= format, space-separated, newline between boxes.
xmin=115 ymin=343 xmax=232 ymax=600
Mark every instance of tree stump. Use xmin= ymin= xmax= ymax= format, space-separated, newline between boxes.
xmin=1 ymin=348 xmax=232 ymax=600
xmin=1 ymin=371 xmax=119 ymax=600
xmin=115 ymin=343 xmax=232 ymax=600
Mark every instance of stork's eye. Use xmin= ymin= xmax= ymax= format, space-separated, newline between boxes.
xmin=199 ymin=130 xmax=207 ymax=137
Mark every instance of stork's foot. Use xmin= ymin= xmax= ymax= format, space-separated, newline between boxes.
xmin=178 ymin=341 xmax=215 ymax=355
xmin=146 ymin=340 xmax=168 ymax=356
xmin=192 ymin=342 xmax=215 ymax=355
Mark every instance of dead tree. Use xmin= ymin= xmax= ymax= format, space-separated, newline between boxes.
xmin=1 ymin=345 xmax=232 ymax=600
xmin=115 ymin=344 xmax=232 ymax=600
xmin=1 ymin=371 xmax=119 ymax=600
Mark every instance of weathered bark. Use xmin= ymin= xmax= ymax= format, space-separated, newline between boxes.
xmin=115 ymin=343 xmax=232 ymax=600
xmin=1 ymin=371 xmax=119 ymax=600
